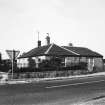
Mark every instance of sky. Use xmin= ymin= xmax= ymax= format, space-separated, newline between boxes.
xmin=0 ymin=0 xmax=105 ymax=59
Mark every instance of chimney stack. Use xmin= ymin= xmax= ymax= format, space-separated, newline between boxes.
xmin=38 ymin=40 xmax=41 ymax=47
xmin=46 ymin=33 xmax=50 ymax=45
xmin=37 ymin=31 xmax=41 ymax=47
xmin=68 ymin=43 xmax=73 ymax=47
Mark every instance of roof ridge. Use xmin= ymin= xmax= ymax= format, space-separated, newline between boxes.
xmin=61 ymin=46 xmax=80 ymax=55
xmin=44 ymin=43 xmax=54 ymax=54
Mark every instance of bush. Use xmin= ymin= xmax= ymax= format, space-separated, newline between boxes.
xmin=14 ymin=61 xmax=88 ymax=73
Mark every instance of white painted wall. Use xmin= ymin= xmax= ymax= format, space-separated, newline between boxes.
xmin=17 ymin=58 xmax=29 ymax=68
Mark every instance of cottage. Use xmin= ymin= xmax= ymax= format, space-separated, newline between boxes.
xmin=18 ymin=36 xmax=103 ymax=73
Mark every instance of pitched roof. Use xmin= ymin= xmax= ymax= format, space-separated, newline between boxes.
xmin=19 ymin=44 xmax=103 ymax=58
xmin=63 ymin=46 xmax=103 ymax=57
xmin=45 ymin=44 xmax=78 ymax=56
xmin=19 ymin=44 xmax=51 ymax=58
xmin=19 ymin=44 xmax=77 ymax=58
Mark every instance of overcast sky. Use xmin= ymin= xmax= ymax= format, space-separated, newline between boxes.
xmin=0 ymin=0 xmax=105 ymax=59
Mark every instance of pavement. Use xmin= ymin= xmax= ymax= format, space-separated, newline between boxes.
xmin=13 ymin=72 xmax=105 ymax=105
xmin=78 ymin=98 xmax=105 ymax=105
xmin=0 ymin=72 xmax=105 ymax=105
xmin=87 ymin=99 xmax=105 ymax=105
xmin=3 ymin=71 xmax=105 ymax=84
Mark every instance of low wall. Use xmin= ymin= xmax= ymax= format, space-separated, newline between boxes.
xmin=8 ymin=70 xmax=89 ymax=79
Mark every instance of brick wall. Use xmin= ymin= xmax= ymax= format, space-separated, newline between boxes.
xmin=8 ymin=70 xmax=87 ymax=79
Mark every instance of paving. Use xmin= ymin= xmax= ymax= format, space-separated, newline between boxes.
xmin=0 ymin=72 xmax=105 ymax=105
xmin=7 ymin=72 xmax=105 ymax=105
xmin=0 ymin=72 xmax=105 ymax=85
xmin=6 ymin=72 xmax=105 ymax=84
xmin=79 ymin=98 xmax=105 ymax=105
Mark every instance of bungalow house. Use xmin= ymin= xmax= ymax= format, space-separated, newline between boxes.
xmin=18 ymin=36 xmax=103 ymax=72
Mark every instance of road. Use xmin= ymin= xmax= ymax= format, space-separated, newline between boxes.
xmin=0 ymin=75 xmax=105 ymax=105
